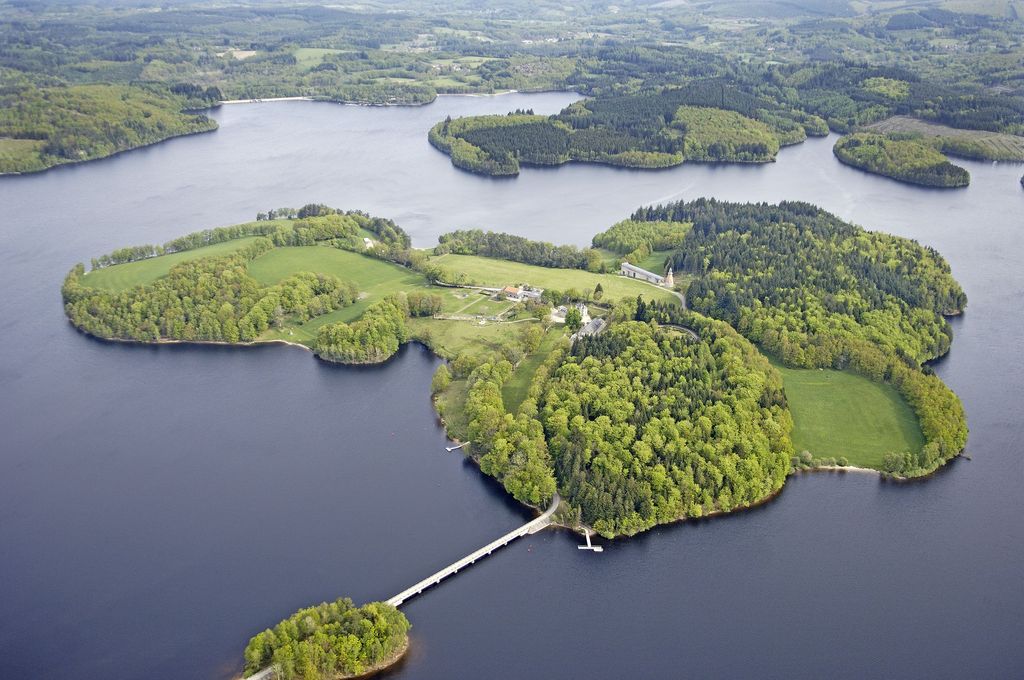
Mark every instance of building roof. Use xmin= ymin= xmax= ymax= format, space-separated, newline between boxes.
xmin=620 ymin=262 xmax=663 ymax=279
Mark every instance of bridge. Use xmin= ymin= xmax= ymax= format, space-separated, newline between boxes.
xmin=385 ymin=494 xmax=559 ymax=607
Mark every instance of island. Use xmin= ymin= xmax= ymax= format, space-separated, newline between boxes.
xmin=833 ymin=132 xmax=971 ymax=187
xmin=62 ymin=199 xmax=968 ymax=677
xmin=243 ymin=599 xmax=410 ymax=680
xmin=428 ymin=85 xmax=827 ymax=176
xmin=63 ymin=200 xmax=967 ymax=533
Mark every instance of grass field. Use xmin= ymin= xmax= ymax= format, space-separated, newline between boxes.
xmin=436 ymin=378 xmax=471 ymax=441
xmin=82 ymin=237 xmax=263 ymax=291
xmin=293 ymin=47 xmax=347 ymax=68
xmin=501 ymin=326 xmax=566 ymax=412
xmin=0 ymin=138 xmax=46 ymax=172
xmin=772 ymin=360 xmax=924 ymax=468
xmin=408 ymin=317 xmax=540 ymax=360
xmin=863 ymin=116 xmax=1024 ymax=161
xmin=633 ymin=249 xmax=674 ymax=275
xmin=248 ymin=246 xmax=432 ymax=343
xmin=431 ymin=254 xmax=682 ymax=304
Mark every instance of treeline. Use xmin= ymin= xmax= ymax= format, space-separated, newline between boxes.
xmin=0 ymin=83 xmax=217 ymax=174
xmin=539 ymin=316 xmax=792 ymax=537
xmin=776 ymin=62 xmax=1024 ymax=134
xmin=465 ymin=359 xmax=558 ymax=507
xmin=592 ymin=219 xmax=691 ymax=256
xmin=243 ymin=598 xmax=409 ymax=680
xmin=64 ymin=240 xmax=358 ymax=343
xmin=834 ymin=133 xmax=970 ymax=188
xmin=436 ymin=229 xmax=603 ymax=271
xmin=89 ymin=206 xmax=410 ymax=269
xmin=630 ymin=199 xmax=968 ymax=476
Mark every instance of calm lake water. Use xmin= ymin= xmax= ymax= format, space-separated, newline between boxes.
xmin=1 ymin=93 xmax=1022 ymax=679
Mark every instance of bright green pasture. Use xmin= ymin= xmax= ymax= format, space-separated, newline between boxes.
xmin=82 ymin=237 xmax=262 ymax=291
xmin=430 ymin=254 xmax=682 ymax=304
xmin=248 ymin=246 xmax=432 ymax=343
xmin=634 ymin=249 xmax=673 ymax=276
xmin=773 ymin=360 xmax=924 ymax=468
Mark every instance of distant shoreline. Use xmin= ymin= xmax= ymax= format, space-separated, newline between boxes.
xmin=218 ymin=96 xmax=315 ymax=104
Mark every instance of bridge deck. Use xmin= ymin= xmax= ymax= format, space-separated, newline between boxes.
xmin=385 ymin=494 xmax=559 ymax=607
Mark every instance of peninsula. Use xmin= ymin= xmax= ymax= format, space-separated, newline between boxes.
xmin=428 ymin=86 xmax=825 ymax=176
xmin=834 ymin=132 xmax=971 ymax=187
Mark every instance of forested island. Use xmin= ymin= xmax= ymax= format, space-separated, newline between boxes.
xmin=243 ymin=599 xmax=410 ymax=680
xmin=834 ymin=133 xmax=971 ymax=187
xmin=62 ymin=198 xmax=969 ymax=675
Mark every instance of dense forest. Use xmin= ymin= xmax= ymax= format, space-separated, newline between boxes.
xmin=834 ymin=133 xmax=971 ymax=188
xmin=243 ymin=599 xmax=409 ymax=680
xmin=429 ymin=85 xmax=809 ymax=175
xmin=0 ymin=83 xmax=218 ymax=174
xmin=465 ymin=359 xmax=560 ymax=507
xmin=541 ymin=316 xmax=792 ymax=536
xmin=625 ymin=199 xmax=968 ymax=476
xmin=592 ymin=219 xmax=691 ymax=255
xmin=64 ymin=241 xmax=359 ymax=344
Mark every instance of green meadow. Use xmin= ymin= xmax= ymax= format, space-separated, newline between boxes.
xmin=82 ymin=237 xmax=263 ymax=291
xmin=773 ymin=360 xmax=924 ymax=468
xmin=431 ymin=254 xmax=681 ymax=304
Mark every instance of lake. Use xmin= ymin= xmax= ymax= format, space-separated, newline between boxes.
xmin=0 ymin=93 xmax=1021 ymax=679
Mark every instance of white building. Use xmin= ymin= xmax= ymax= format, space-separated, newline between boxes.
xmin=620 ymin=262 xmax=664 ymax=285
xmin=621 ymin=262 xmax=675 ymax=288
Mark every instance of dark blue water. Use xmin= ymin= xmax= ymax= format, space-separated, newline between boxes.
xmin=1 ymin=93 xmax=1021 ymax=679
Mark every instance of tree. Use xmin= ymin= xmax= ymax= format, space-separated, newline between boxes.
xmin=565 ymin=307 xmax=583 ymax=332
xmin=593 ymin=283 xmax=604 ymax=300
xmin=431 ymin=364 xmax=452 ymax=394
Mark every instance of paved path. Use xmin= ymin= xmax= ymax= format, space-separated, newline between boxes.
xmin=385 ymin=494 xmax=559 ymax=607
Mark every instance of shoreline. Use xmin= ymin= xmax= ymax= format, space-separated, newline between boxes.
xmin=218 ymin=96 xmax=314 ymax=105
xmin=67 ymin=321 xmax=961 ymax=537
xmin=0 ymin=124 xmax=217 ymax=177
xmin=241 ymin=635 xmax=409 ymax=680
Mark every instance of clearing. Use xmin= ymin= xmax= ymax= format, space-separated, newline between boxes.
xmin=82 ymin=237 xmax=263 ymax=291
xmin=772 ymin=360 xmax=925 ymax=468
xmin=863 ymin=116 xmax=1024 ymax=161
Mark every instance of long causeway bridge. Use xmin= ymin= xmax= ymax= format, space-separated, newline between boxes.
xmin=385 ymin=493 xmax=559 ymax=607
